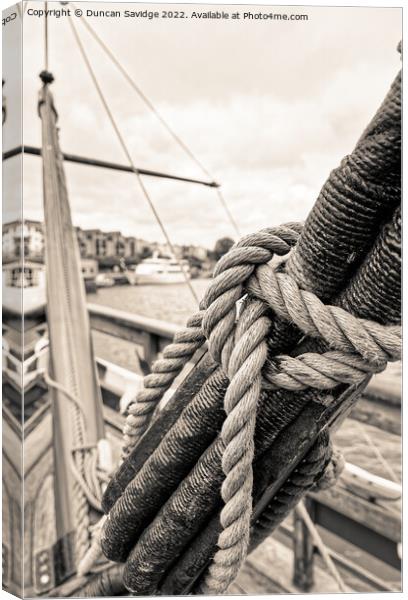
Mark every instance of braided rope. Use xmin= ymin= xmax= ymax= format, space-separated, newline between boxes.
xmin=197 ymin=226 xmax=400 ymax=593
xmin=248 ymin=263 xmax=400 ymax=365
xmin=44 ymin=372 xmax=109 ymax=566
xmin=264 ymin=351 xmax=388 ymax=392
xmin=199 ymin=300 xmax=269 ymax=593
xmin=121 ymin=225 xmax=301 ymax=459
xmin=112 ymin=224 xmax=400 ymax=594
xmin=122 ymin=312 xmax=206 ymax=458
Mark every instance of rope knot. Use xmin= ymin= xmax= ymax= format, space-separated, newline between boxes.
xmin=314 ymin=446 xmax=345 ymax=492
xmin=119 ymin=222 xmax=400 ymax=595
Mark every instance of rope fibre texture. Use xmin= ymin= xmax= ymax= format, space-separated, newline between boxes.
xmin=198 ymin=232 xmax=400 ymax=594
xmin=113 ymin=225 xmax=400 ymax=594
xmin=288 ymin=71 xmax=400 ymax=301
xmin=160 ymin=430 xmax=335 ymax=595
xmin=102 ymin=206 xmax=400 ymax=596
xmin=163 ymin=412 xmax=346 ymax=595
xmin=122 ymin=224 xmax=400 ymax=457
xmin=106 ymin=124 xmax=401 ymax=512
xmin=121 ymin=226 xmax=301 ymax=457
xmin=266 ymin=69 xmax=400 ymax=359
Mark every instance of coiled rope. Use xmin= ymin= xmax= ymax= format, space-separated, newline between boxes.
xmin=117 ymin=224 xmax=400 ymax=593
xmin=43 ymin=370 xmax=109 ymax=570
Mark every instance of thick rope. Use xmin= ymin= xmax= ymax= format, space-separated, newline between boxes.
xmin=122 ymin=223 xmax=400 ymax=459
xmin=248 ymin=263 xmax=400 ymax=365
xmin=173 ymin=225 xmax=400 ymax=593
xmin=44 ymin=371 xmax=109 ymax=566
xmin=263 ymin=352 xmax=386 ymax=392
xmin=199 ymin=299 xmax=269 ymax=593
xmin=122 ymin=312 xmax=206 ymax=457
xmin=121 ymin=225 xmax=302 ymax=458
xmin=100 ymin=225 xmax=400 ymax=591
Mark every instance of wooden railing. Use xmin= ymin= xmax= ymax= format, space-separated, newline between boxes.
xmin=88 ymin=303 xmax=180 ymax=365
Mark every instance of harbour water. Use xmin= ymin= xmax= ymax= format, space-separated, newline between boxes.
xmin=89 ymin=279 xmax=209 ymax=326
xmin=89 ymin=279 xmax=209 ymax=382
xmin=88 ymin=281 xmax=401 ymax=484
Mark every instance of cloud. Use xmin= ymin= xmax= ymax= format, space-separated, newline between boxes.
xmin=3 ymin=4 xmax=401 ymax=247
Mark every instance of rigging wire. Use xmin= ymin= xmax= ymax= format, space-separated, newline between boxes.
xmin=67 ymin=15 xmax=199 ymax=305
xmin=44 ymin=1 xmax=49 ymax=71
xmin=355 ymin=422 xmax=400 ymax=484
xmin=69 ymin=1 xmax=241 ymax=238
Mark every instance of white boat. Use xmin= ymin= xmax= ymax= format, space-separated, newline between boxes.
xmin=135 ymin=253 xmax=191 ymax=284
xmin=95 ymin=273 xmax=115 ymax=287
xmin=2 ymin=261 xmax=46 ymax=316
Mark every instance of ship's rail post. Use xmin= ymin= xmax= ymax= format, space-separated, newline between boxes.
xmin=292 ymin=498 xmax=316 ymax=591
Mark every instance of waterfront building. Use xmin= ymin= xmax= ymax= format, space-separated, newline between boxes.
xmin=2 ymin=221 xmax=209 ymax=265
xmin=2 ymin=219 xmax=44 ymax=263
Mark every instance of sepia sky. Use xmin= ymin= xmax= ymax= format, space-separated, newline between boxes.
xmin=2 ymin=2 xmax=402 ymax=246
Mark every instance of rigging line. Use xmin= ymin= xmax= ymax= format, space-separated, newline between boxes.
xmin=355 ymin=422 xmax=399 ymax=484
xmin=67 ymin=16 xmax=199 ymax=305
xmin=295 ymin=501 xmax=349 ymax=593
xmin=216 ymin=187 xmax=241 ymax=237
xmin=70 ymin=2 xmax=212 ymax=180
xmin=44 ymin=1 xmax=49 ymax=71
xmin=69 ymin=2 xmax=241 ymax=238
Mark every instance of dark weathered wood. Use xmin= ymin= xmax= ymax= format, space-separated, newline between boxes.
xmin=160 ymin=380 xmax=368 ymax=595
xmin=293 ymin=498 xmax=315 ymax=591
xmin=102 ymin=351 xmax=219 ymax=512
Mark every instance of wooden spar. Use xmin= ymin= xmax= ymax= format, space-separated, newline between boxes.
xmin=2 ymin=145 xmax=219 ymax=188
xmin=38 ymin=77 xmax=105 ymax=550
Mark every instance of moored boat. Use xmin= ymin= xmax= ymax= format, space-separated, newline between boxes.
xmin=95 ymin=273 xmax=115 ymax=287
xmin=134 ymin=253 xmax=191 ymax=284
